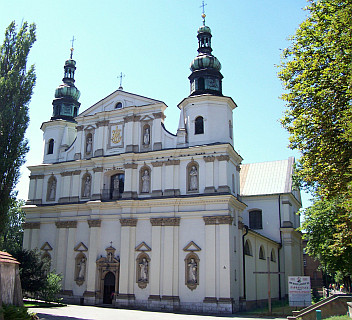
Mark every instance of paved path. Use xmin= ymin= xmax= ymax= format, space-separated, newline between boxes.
xmin=29 ymin=305 xmax=285 ymax=320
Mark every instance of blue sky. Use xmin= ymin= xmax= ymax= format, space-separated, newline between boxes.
xmin=0 ymin=0 xmax=311 ymax=206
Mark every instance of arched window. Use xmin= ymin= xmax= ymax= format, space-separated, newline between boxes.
xmin=47 ymin=139 xmax=54 ymax=154
xmin=115 ymin=102 xmax=122 ymax=109
xmin=270 ymin=249 xmax=276 ymax=262
xmin=249 ymin=210 xmax=263 ymax=229
xmin=244 ymin=240 xmax=252 ymax=256
xmin=259 ymin=246 xmax=265 ymax=260
xmin=109 ymin=173 xmax=125 ymax=199
xmin=195 ymin=116 xmax=204 ymax=135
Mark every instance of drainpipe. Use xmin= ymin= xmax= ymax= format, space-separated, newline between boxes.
xmin=242 ymin=225 xmax=249 ymax=299
xmin=278 ymin=194 xmax=282 ymax=300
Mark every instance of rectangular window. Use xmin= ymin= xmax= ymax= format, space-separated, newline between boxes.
xmin=249 ymin=210 xmax=262 ymax=229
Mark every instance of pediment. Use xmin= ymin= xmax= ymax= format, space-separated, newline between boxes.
xmin=40 ymin=242 xmax=53 ymax=251
xmin=74 ymin=242 xmax=88 ymax=252
xmin=183 ymin=241 xmax=201 ymax=252
xmin=135 ymin=241 xmax=151 ymax=252
xmin=140 ymin=115 xmax=153 ymax=122
xmin=77 ymin=90 xmax=164 ymax=118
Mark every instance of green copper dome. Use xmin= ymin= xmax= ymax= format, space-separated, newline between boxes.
xmin=190 ymin=53 xmax=221 ymax=71
xmin=198 ymin=25 xmax=211 ymax=34
xmin=55 ymin=83 xmax=80 ymax=100
xmin=65 ymin=59 xmax=76 ymax=67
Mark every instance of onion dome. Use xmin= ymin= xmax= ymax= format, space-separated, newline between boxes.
xmin=51 ymin=47 xmax=81 ymax=122
xmin=188 ymin=16 xmax=223 ymax=96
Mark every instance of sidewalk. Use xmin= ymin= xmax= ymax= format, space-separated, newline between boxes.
xmin=29 ymin=305 xmax=286 ymax=320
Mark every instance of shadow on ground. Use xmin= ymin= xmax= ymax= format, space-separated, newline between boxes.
xmin=36 ymin=313 xmax=90 ymax=320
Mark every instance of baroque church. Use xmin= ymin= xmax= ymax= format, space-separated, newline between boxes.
xmin=23 ymin=14 xmax=303 ymax=313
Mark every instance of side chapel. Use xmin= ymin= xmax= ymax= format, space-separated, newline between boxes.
xmin=23 ymin=14 xmax=303 ymax=313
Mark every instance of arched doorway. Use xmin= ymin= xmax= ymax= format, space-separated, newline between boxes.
xmin=103 ymin=272 xmax=115 ymax=304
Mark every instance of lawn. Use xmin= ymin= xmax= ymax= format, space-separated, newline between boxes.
xmin=23 ymin=299 xmax=65 ymax=308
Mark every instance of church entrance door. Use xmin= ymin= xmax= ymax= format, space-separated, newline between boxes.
xmin=103 ymin=272 xmax=115 ymax=304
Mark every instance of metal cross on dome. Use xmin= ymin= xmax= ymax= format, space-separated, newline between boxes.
xmin=70 ymin=36 xmax=76 ymax=59
xmin=200 ymin=1 xmax=207 ymax=25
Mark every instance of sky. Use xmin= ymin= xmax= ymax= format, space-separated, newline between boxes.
xmin=0 ymin=0 xmax=312 ymax=207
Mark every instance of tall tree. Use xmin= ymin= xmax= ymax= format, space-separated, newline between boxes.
xmin=0 ymin=21 xmax=36 ymax=234
xmin=278 ymin=0 xmax=352 ymax=198
xmin=0 ymin=198 xmax=25 ymax=252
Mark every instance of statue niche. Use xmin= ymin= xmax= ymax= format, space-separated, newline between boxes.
xmin=187 ymin=162 xmax=199 ymax=192
xmin=140 ymin=167 xmax=151 ymax=194
xmin=136 ymin=253 xmax=150 ymax=289
xmin=47 ymin=176 xmax=57 ymax=201
xmin=185 ymin=253 xmax=200 ymax=290
xmin=75 ymin=253 xmax=87 ymax=286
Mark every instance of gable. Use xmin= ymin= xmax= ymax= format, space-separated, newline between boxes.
xmin=78 ymin=89 xmax=165 ymax=118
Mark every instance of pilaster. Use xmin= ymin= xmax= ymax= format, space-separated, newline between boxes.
xmin=204 ymin=156 xmax=215 ymax=193
xmin=151 ymin=161 xmax=163 ymax=197
xmin=64 ymin=227 xmax=76 ymax=291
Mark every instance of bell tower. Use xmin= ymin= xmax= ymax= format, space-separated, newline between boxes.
xmin=41 ymin=42 xmax=80 ymax=163
xmin=177 ymin=11 xmax=236 ymax=148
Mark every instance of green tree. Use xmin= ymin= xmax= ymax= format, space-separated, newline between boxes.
xmin=0 ymin=21 xmax=36 ymax=235
xmin=0 ymin=198 xmax=25 ymax=252
xmin=10 ymin=249 xmax=49 ymax=297
xmin=278 ymin=0 xmax=352 ymax=199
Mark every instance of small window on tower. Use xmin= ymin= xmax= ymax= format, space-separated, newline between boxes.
xmin=198 ymin=77 xmax=205 ymax=90
xmin=48 ymin=139 xmax=54 ymax=155
xmin=195 ymin=116 xmax=204 ymax=135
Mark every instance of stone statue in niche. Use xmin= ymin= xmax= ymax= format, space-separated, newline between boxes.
xmin=139 ymin=258 xmax=148 ymax=282
xmin=83 ymin=175 xmax=91 ymax=197
xmin=187 ymin=258 xmax=198 ymax=284
xmin=113 ymin=176 xmax=119 ymax=191
xmin=189 ymin=166 xmax=198 ymax=191
xmin=77 ymin=257 xmax=86 ymax=280
xmin=107 ymin=252 xmax=113 ymax=262
xmin=48 ymin=179 xmax=56 ymax=200
xmin=141 ymin=170 xmax=150 ymax=193
xmin=86 ymin=136 xmax=92 ymax=154
xmin=143 ymin=127 xmax=150 ymax=145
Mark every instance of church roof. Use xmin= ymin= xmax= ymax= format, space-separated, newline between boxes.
xmin=240 ymin=157 xmax=294 ymax=196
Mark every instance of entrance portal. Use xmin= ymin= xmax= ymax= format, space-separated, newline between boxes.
xmin=103 ymin=272 xmax=115 ymax=304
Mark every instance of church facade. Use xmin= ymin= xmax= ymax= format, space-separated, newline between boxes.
xmin=23 ymin=19 xmax=303 ymax=313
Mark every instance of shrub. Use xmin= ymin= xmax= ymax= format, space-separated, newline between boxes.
xmin=0 ymin=305 xmax=38 ymax=320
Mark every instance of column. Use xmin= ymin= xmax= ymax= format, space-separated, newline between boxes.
xmin=123 ymin=163 xmax=137 ymax=198
xmin=162 ymin=225 xmax=174 ymax=296
xmin=91 ymin=168 xmax=102 ymax=200
xmin=204 ymin=156 xmax=215 ymax=193
xmin=59 ymin=172 xmax=72 ymax=203
xmin=35 ymin=177 xmax=44 ymax=202
xmin=151 ymin=161 xmax=163 ymax=197
xmin=55 ymin=223 xmax=68 ymax=275
xmin=218 ymin=216 xmax=233 ymax=312
xmin=149 ymin=219 xmax=162 ymax=301
xmin=22 ymin=222 xmax=40 ymax=250
xmin=203 ymin=217 xmax=217 ymax=302
xmin=71 ymin=170 xmax=81 ymax=200
xmin=216 ymin=155 xmax=230 ymax=193
xmin=95 ymin=121 xmax=109 ymax=156
xmin=85 ymin=219 xmax=101 ymax=303
xmin=152 ymin=113 xmax=164 ymax=150
xmin=172 ymin=224 xmax=179 ymax=298
xmin=64 ymin=227 xmax=77 ymax=292
xmin=164 ymin=162 xmax=174 ymax=196
xmin=117 ymin=218 xmax=137 ymax=305
xmin=28 ymin=176 xmax=36 ymax=201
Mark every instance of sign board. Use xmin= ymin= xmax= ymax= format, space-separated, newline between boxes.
xmin=288 ymin=276 xmax=311 ymax=307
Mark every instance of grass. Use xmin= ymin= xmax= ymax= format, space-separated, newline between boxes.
xmin=325 ymin=316 xmax=351 ymax=320
xmin=23 ymin=299 xmax=66 ymax=308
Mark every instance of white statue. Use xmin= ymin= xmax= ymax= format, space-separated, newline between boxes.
xmin=139 ymin=258 xmax=148 ymax=281
xmin=49 ymin=179 xmax=56 ymax=200
xmin=113 ymin=176 xmax=120 ymax=190
xmin=189 ymin=166 xmax=198 ymax=191
xmin=77 ymin=257 xmax=86 ymax=280
xmin=188 ymin=258 xmax=197 ymax=283
xmin=143 ymin=127 xmax=150 ymax=145
xmin=83 ymin=176 xmax=91 ymax=197
xmin=141 ymin=170 xmax=150 ymax=193
xmin=86 ymin=136 xmax=92 ymax=154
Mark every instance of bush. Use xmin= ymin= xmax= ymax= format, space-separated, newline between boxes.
xmin=0 ymin=305 xmax=38 ymax=320
xmin=38 ymin=271 xmax=63 ymax=302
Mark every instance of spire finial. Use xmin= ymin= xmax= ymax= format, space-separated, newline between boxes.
xmin=200 ymin=1 xmax=207 ymax=25
xmin=70 ymin=36 xmax=76 ymax=59
xmin=117 ymin=72 xmax=125 ymax=90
